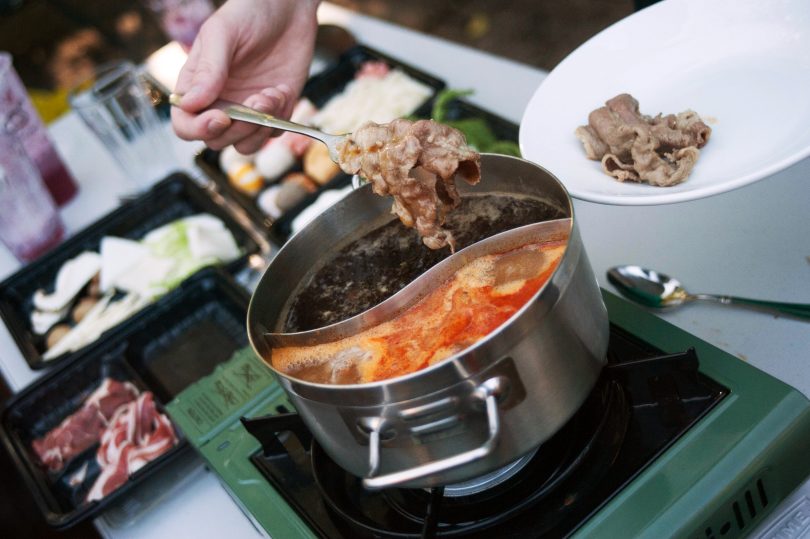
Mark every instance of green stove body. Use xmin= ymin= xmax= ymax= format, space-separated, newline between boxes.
xmin=167 ymin=291 xmax=810 ymax=538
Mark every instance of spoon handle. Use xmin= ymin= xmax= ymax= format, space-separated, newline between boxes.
xmin=694 ymin=294 xmax=810 ymax=321
xmin=169 ymin=93 xmax=344 ymax=162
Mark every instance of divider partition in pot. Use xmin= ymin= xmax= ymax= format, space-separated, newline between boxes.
xmin=247 ymin=153 xmax=609 ymax=489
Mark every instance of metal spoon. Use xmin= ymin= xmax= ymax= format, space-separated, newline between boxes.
xmin=168 ymin=93 xmax=345 ymax=162
xmin=607 ymin=265 xmax=810 ymax=321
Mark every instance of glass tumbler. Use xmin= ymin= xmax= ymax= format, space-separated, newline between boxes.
xmin=0 ymin=52 xmax=79 ymax=206
xmin=0 ymin=131 xmax=65 ymax=262
xmin=69 ymin=61 xmax=178 ymax=194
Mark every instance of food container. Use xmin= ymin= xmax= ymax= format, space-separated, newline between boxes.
xmin=0 ymin=173 xmax=260 ymax=370
xmin=247 ymin=154 xmax=609 ymax=489
xmin=0 ymin=268 xmax=250 ymax=528
xmin=195 ymin=45 xmax=446 ymax=245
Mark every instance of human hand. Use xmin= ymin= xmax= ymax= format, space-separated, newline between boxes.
xmin=171 ymin=0 xmax=319 ymax=153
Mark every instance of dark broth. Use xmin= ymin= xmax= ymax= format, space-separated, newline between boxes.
xmin=283 ymin=194 xmax=566 ymax=332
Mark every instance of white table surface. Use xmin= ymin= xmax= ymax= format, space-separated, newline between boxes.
xmin=1 ymin=3 xmax=808 ymax=538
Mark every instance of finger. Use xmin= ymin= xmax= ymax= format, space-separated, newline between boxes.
xmin=171 ymin=107 xmax=231 ymax=141
xmin=174 ymin=37 xmax=201 ymax=94
xmin=174 ymin=20 xmax=235 ymax=111
xmin=270 ymin=84 xmax=296 ymax=119
xmin=233 ymin=126 xmax=274 ymax=155
xmin=231 ymin=87 xmax=292 ymax=153
xmin=205 ymin=92 xmax=285 ymax=150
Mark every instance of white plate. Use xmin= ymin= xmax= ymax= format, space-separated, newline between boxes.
xmin=519 ymin=0 xmax=810 ymax=205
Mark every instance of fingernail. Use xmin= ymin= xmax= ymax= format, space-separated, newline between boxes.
xmin=207 ymin=118 xmax=229 ymax=135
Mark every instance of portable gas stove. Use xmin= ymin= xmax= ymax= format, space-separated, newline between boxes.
xmin=167 ymin=291 xmax=810 ymax=538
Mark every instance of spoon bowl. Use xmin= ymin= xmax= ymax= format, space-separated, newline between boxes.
xmin=607 ymin=265 xmax=810 ymax=321
xmin=606 ymin=266 xmax=690 ymax=308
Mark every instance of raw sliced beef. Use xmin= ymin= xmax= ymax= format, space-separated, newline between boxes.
xmin=31 ymin=379 xmax=139 ymax=472
xmin=85 ymin=391 xmax=178 ymax=502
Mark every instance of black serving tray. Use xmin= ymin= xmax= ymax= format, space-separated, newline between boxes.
xmin=0 ymin=173 xmax=259 ymax=370
xmin=0 ymin=268 xmax=250 ymax=528
xmin=196 ymin=44 xmax=446 ymax=246
xmin=122 ymin=270 xmax=250 ymax=403
xmin=303 ymin=45 xmax=444 ymax=111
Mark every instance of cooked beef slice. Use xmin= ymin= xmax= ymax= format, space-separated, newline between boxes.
xmin=338 ymin=118 xmax=481 ymax=250
xmin=575 ymin=93 xmax=711 ymax=186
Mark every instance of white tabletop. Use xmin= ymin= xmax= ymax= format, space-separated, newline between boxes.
xmin=1 ymin=3 xmax=808 ymax=538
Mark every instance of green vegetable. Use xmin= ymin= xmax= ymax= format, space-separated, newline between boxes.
xmin=433 ymin=89 xmax=475 ymax=123
xmin=146 ymin=221 xmax=188 ymax=258
xmin=431 ymin=89 xmax=521 ymax=157
xmin=139 ymin=216 xmax=240 ymax=297
xmin=486 ymin=140 xmax=521 ymax=157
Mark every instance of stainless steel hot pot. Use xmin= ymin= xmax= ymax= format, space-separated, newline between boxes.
xmin=247 ymin=154 xmax=608 ymax=489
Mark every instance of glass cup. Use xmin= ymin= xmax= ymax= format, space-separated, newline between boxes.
xmin=0 ymin=131 xmax=65 ymax=262
xmin=69 ymin=61 xmax=179 ymax=195
xmin=0 ymin=52 xmax=79 ymax=206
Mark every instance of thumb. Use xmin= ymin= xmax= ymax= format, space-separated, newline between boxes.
xmin=175 ymin=22 xmax=235 ymax=111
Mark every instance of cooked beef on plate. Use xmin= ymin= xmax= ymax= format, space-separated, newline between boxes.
xmin=575 ymin=93 xmax=711 ymax=186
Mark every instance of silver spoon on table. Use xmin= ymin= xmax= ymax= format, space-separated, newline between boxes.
xmin=607 ymin=265 xmax=810 ymax=321
xmin=168 ymin=93 xmax=345 ymax=162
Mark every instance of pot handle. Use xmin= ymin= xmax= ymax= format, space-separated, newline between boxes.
xmin=363 ymin=377 xmax=506 ymax=490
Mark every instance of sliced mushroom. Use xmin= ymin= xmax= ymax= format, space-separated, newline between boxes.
xmin=33 ymin=252 xmax=102 ymax=312
xmin=86 ymin=274 xmax=102 ymax=298
xmin=31 ymin=307 xmax=70 ymax=335
xmin=46 ymin=324 xmax=72 ymax=349
xmin=71 ymin=296 xmax=99 ymax=324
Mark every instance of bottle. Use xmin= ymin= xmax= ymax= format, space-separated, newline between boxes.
xmin=0 ymin=131 xmax=65 ymax=262
xmin=0 ymin=52 xmax=78 ymax=206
